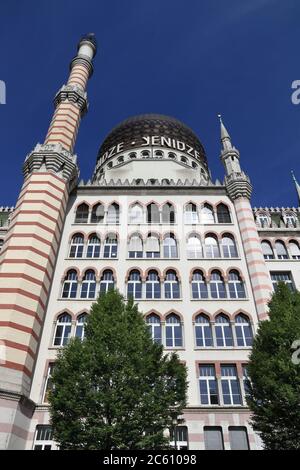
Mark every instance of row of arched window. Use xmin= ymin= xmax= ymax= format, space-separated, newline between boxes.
xmin=261 ymin=239 xmax=300 ymax=260
xmin=53 ymin=312 xmax=253 ymax=348
xmin=74 ymin=202 xmax=232 ymax=225
xmin=61 ymin=268 xmax=246 ymax=300
xmin=68 ymin=232 xmax=238 ymax=259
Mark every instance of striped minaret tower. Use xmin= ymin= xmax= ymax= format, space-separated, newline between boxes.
xmin=219 ymin=115 xmax=273 ymax=321
xmin=0 ymin=34 xmax=97 ymax=449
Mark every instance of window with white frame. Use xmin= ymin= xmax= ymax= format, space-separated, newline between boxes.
xmin=199 ymin=365 xmax=219 ymax=405
xmin=103 ymin=234 xmax=118 ymax=258
xmin=91 ymin=203 xmax=104 ymax=223
xmin=129 ymin=204 xmax=144 ymax=224
xmin=145 ymin=233 xmax=160 ymax=258
xmin=99 ymin=270 xmax=115 ymax=294
xmin=261 ymin=240 xmax=274 ymax=259
xmin=53 ymin=313 xmax=72 ymax=346
xmin=86 ymin=234 xmax=101 ymax=258
xmin=127 ymin=270 xmax=142 ymax=299
xmin=75 ymin=313 xmax=87 ymax=340
xmin=184 ymin=203 xmax=198 ymax=224
xmin=107 ymin=203 xmax=119 ymax=224
xmin=275 ymin=240 xmax=289 ymax=259
xmin=163 ymin=234 xmax=178 ymax=258
xmin=289 ymin=240 xmax=300 ymax=259
xmin=204 ymin=235 xmax=220 ymax=258
xmin=187 ymin=235 xmax=202 ymax=258
xmin=191 ymin=270 xmax=208 ymax=299
xmin=201 ymin=204 xmax=215 ymax=224
xmin=235 ymin=314 xmax=253 ymax=347
xmin=271 ymin=271 xmax=294 ymax=291
xmin=170 ymin=426 xmax=189 ymax=450
xmin=33 ymin=425 xmax=53 ymax=450
xmin=146 ymin=314 xmax=162 ymax=344
xmin=210 ymin=270 xmax=227 ymax=299
xmin=80 ymin=270 xmax=97 ymax=299
xmin=146 ymin=270 xmax=161 ymax=299
xmin=221 ymin=234 xmax=237 ymax=258
xmin=228 ymin=270 xmax=246 ymax=299
xmin=215 ymin=314 xmax=233 ymax=347
xmin=62 ymin=270 xmax=78 ymax=298
xmin=128 ymin=234 xmax=143 ymax=258
xmin=69 ymin=233 xmax=84 ymax=258
xmin=165 ymin=314 xmax=182 ymax=347
xmin=164 ymin=270 xmax=180 ymax=299
xmin=221 ymin=364 xmax=242 ymax=405
xmin=195 ymin=315 xmax=213 ymax=347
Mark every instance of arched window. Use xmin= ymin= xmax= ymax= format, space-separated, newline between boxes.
xmin=128 ymin=234 xmax=143 ymax=258
xmin=145 ymin=233 xmax=160 ymax=258
xmin=166 ymin=314 xmax=183 ymax=347
xmin=217 ymin=203 xmax=231 ymax=223
xmin=129 ymin=152 xmax=137 ymax=159
xmin=204 ymin=234 xmax=220 ymax=258
xmin=155 ymin=150 xmax=164 ymax=157
xmin=191 ymin=270 xmax=208 ymax=299
xmin=210 ymin=270 xmax=227 ymax=299
xmin=69 ymin=233 xmax=84 ymax=258
xmin=146 ymin=314 xmax=162 ymax=344
xmin=100 ymin=270 xmax=114 ymax=294
xmin=275 ymin=240 xmax=288 ymax=259
xmin=221 ymin=234 xmax=237 ymax=258
xmin=147 ymin=203 xmax=160 ymax=224
xmin=53 ymin=313 xmax=72 ymax=346
xmin=103 ymin=234 xmax=118 ymax=258
xmin=187 ymin=235 xmax=202 ymax=258
xmin=75 ymin=203 xmax=89 ymax=223
xmin=107 ymin=203 xmax=119 ymax=224
xmin=261 ymin=240 xmax=274 ymax=260
xmin=62 ymin=270 xmax=78 ymax=298
xmin=164 ymin=270 xmax=180 ymax=299
xmin=129 ymin=204 xmax=144 ymax=224
xmin=215 ymin=314 xmax=233 ymax=347
xmin=80 ymin=270 xmax=96 ymax=299
xmin=87 ymin=234 xmax=101 ymax=258
xmin=162 ymin=203 xmax=175 ymax=224
xmin=142 ymin=150 xmax=150 ymax=157
xmin=184 ymin=203 xmax=199 ymax=224
xmin=228 ymin=270 xmax=246 ymax=299
xmin=235 ymin=314 xmax=253 ymax=347
xmin=163 ymin=234 xmax=178 ymax=258
xmin=91 ymin=203 xmax=104 ymax=224
xmin=168 ymin=152 xmax=176 ymax=159
xmin=257 ymin=213 xmax=269 ymax=228
xmin=195 ymin=315 xmax=213 ymax=347
xmin=146 ymin=270 xmax=161 ymax=299
xmin=289 ymin=240 xmax=300 ymax=259
xmin=201 ymin=204 xmax=215 ymax=224
xmin=127 ymin=270 xmax=142 ymax=299
xmin=75 ymin=313 xmax=87 ymax=340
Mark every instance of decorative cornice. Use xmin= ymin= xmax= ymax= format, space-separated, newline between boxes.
xmin=53 ymin=84 xmax=88 ymax=116
xmin=23 ymin=143 xmax=79 ymax=192
xmin=220 ymin=146 xmax=240 ymax=162
xmin=225 ymin=172 xmax=252 ymax=200
xmin=79 ymin=177 xmax=224 ymax=188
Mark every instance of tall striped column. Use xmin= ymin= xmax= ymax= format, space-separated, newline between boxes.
xmin=0 ymin=33 xmax=97 ymax=449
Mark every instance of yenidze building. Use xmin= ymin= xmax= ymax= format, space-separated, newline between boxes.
xmin=0 ymin=34 xmax=299 ymax=450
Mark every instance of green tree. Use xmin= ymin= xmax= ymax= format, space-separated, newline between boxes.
xmin=48 ymin=290 xmax=187 ymax=449
xmin=247 ymin=282 xmax=300 ymax=450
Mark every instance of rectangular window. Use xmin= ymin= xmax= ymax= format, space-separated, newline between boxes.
xmin=199 ymin=365 xmax=219 ymax=405
xmin=33 ymin=425 xmax=53 ymax=450
xmin=270 ymin=271 xmax=295 ymax=291
xmin=170 ymin=426 xmax=189 ymax=450
xmin=204 ymin=427 xmax=224 ymax=450
xmin=229 ymin=427 xmax=249 ymax=450
xmin=221 ymin=365 xmax=242 ymax=405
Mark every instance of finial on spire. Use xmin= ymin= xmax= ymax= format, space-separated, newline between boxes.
xmin=291 ymin=170 xmax=300 ymax=205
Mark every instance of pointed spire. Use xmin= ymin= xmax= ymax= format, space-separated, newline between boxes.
xmin=218 ymin=114 xmax=232 ymax=150
xmin=291 ymin=170 xmax=300 ymax=205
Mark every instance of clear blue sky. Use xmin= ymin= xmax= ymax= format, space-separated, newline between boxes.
xmin=0 ymin=0 xmax=299 ymax=207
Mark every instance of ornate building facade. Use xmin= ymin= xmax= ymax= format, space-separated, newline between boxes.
xmin=0 ymin=34 xmax=299 ymax=450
